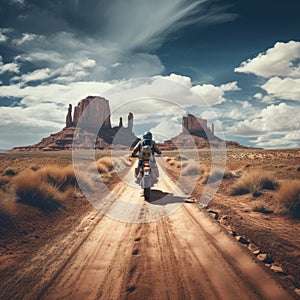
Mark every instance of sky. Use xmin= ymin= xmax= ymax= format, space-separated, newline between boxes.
xmin=0 ymin=0 xmax=300 ymax=149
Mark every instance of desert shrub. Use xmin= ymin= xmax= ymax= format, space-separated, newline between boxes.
xmin=96 ymin=161 xmax=108 ymax=174
xmin=182 ymin=164 xmax=199 ymax=176
xmin=38 ymin=165 xmax=77 ymax=192
xmin=175 ymin=154 xmax=189 ymax=161
xmin=202 ymin=168 xmax=241 ymax=184
xmin=167 ymin=158 xmax=180 ymax=168
xmin=3 ymin=168 xmax=17 ymax=176
xmin=14 ymin=170 xmax=63 ymax=212
xmin=30 ymin=165 xmax=41 ymax=171
xmin=0 ymin=175 xmax=10 ymax=190
xmin=276 ymin=180 xmax=300 ymax=219
xmin=97 ymin=157 xmax=114 ymax=171
xmin=0 ymin=191 xmax=17 ymax=230
xmin=230 ymin=169 xmax=279 ymax=196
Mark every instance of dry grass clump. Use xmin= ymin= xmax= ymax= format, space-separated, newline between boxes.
xmin=276 ymin=180 xmax=300 ymax=219
xmin=202 ymin=168 xmax=241 ymax=184
xmin=0 ymin=193 xmax=15 ymax=230
xmin=14 ymin=170 xmax=63 ymax=212
xmin=175 ymin=154 xmax=189 ymax=161
xmin=182 ymin=163 xmax=199 ymax=176
xmin=3 ymin=168 xmax=17 ymax=176
xmin=30 ymin=164 xmax=41 ymax=171
xmin=167 ymin=158 xmax=181 ymax=168
xmin=230 ymin=169 xmax=279 ymax=196
xmin=97 ymin=157 xmax=114 ymax=172
xmin=0 ymin=175 xmax=10 ymax=191
xmin=38 ymin=165 xmax=77 ymax=192
xmin=12 ymin=165 xmax=79 ymax=211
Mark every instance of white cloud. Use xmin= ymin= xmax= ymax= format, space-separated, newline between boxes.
xmin=0 ymin=74 xmax=240 ymax=148
xmin=12 ymin=33 xmax=39 ymax=46
xmin=220 ymin=81 xmax=240 ymax=91
xmin=149 ymin=119 xmax=182 ymax=142
xmin=227 ymin=103 xmax=300 ymax=137
xmin=0 ymin=56 xmax=20 ymax=74
xmin=242 ymin=101 xmax=252 ymax=108
xmin=9 ymin=0 xmax=25 ymax=6
xmin=254 ymin=93 xmax=263 ymax=100
xmin=105 ymin=75 xmax=239 ymax=109
xmin=261 ymin=77 xmax=300 ymax=101
xmin=16 ymin=68 xmax=52 ymax=83
xmin=0 ymin=81 xmax=113 ymax=107
xmin=0 ymin=32 xmax=7 ymax=43
xmin=191 ymin=82 xmax=238 ymax=105
xmin=252 ymin=133 xmax=300 ymax=148
xmin=234 ymin=40 xmax=300 ymax=78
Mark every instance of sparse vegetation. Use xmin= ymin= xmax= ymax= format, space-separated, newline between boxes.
xmin=14 ymin=170 xmax=63 ymax=212
xmin=182 ymin=163 xmax=199 ymax=176
xmin=230 ymin=169 xmax=279 ymax=195
xmin=276 ymin=180 xmax=300 ymax=219
xmin=3 ymin=168 xmax=17 ymax=176
xmin=175 ymin=154 xmax=189 ymax=161
xmin=97 ymin=157 xmax=114 ymax=172
xmin=202 ymin=168 xmax=241 ymax=184
xmin=251 ymin=200 xmax=273 ymax=214
xmin=38 ymin=165 xmax=77 ymax=192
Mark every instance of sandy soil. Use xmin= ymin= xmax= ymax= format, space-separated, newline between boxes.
xmin=166 ymin=148 xmax=300 ymax=298
xmin=0 ymin=155 xmax=296 ymax=299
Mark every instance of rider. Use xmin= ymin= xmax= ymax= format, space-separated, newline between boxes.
xmin=131 ymin=131 xmax=161 ymax=168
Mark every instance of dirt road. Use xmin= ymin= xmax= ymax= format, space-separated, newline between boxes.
xmin=0 ymin=160 xmax=294 ymax=299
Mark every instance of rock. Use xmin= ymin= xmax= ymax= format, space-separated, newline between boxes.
xmin=182 ymin=114 xmax=209 ymax=137
xmin=253 ymin=250 xmax=260 ymax=256
xmin=119 ymin=117 xmax=123 ymax=127
xmin=270 ymin=265 xmax=286 ymax=275
xmin=220 ymin=215 xmax=229 ymax=224
xmin=73 ymin=96 xmax=111 ymax=130
xmin=248 ymin=243 xmax=259 ymax=253
xmin=231 ymin=230 xmax=237 ymax=237
xmin=208 ymin=210 xmax=219 ymax=220
xmin=10 ymin=96 xmax=138 ymax=151
xmin=128 ymin=112 xmax=133 ymax=131
xmin=66 ymin=104 xmax=73 ymax=127
xmin=257 ymin=253 xmax=274 ymax=264
xmin=235 ymin=236 xmax=249 ymax=245
xmin=294 ymin=288 xmax=300 ymax=296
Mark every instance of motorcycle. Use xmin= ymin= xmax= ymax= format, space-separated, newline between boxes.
xmin=132 ymin=147 xmax=159 ymax=200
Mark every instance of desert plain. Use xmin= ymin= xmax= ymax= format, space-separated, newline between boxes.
xmin=0 ymin=148 xmax=299 ymax=299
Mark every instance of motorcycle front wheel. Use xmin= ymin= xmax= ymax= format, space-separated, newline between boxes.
xmin=144 ymin=187 xmax=150 ymax=200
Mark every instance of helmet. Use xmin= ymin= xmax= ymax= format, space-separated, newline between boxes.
xmin=143 ymin=131 xmax=152 ymax=140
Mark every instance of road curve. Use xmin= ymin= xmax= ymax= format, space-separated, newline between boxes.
xmin=0 ymin=160 xmax=294 ymax=300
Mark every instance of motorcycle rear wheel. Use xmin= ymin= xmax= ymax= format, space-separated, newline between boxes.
xmin=144 ymin=187 xmax=150 ymax=200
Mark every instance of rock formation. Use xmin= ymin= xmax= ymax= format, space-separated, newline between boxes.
xmin=182 ymin=114 xmax=209 ymax=136
xmin=128 ymin=112 xmax=133 ymax=132
xmin=10 ymin=99 xmax=248 ymax=151
xmin=12 ymin=96 xmax=138 ymax=151
xmin=66 ymin=104 xmax=73 ymax=127
xmin=72 ymin=96 xmax=111 ymax=130
xmin=119 ymin=117 xmax=123 ymax=128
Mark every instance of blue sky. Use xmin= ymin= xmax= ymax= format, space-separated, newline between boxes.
xmin=0 ymin=0 xmax=300 ymax=149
